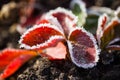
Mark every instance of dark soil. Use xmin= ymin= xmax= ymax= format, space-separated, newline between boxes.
xmin=6 ymin=50 xmax=120 ymax=80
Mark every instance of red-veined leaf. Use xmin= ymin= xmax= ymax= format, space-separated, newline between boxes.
xmin=19 ymin=24 xmax=65 ymax=50
xmin=68 ymin=28 xmax=99 ymax=68
xmin=0 ymin=49 xmax=37 ymax=79
xmin=45 ymin=7 xmax=77 ymax=36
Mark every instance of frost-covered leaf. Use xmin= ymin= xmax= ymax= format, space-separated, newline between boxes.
xmin=18 ymin=7 xmax=101 ymax=69
xmin=19 ymin=23 xmax=65 ymax=50
xmin=107 ymin=38 xmax=120 ymax=50
xmin=85 ymin=6 xmax=115 ymax=34
xmin=88 ymin=7 xmax=115 ymax=18
xmin=0 ymin=49 xmax=37 ymax=79
xmin=96 ymin=14 xmax=108 ymax=45
xmin=115 ymin=7 xmax=120 ymax=18
xmin=45 ymin=7 xmax=77 ymax=36
xmin=70 ymin=0 xmax=87 ymax=26
xmin=67 ymin=28 xmax=99 ymax=68
xmin=101 ymin=19 xmax=120 ymax=49
xmin=107 ymin=45 xmax=120 ymax=50
xmin=96 ymin=13 xmax=120 ymax=50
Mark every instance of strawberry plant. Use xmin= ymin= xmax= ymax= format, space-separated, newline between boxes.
xmin=0 ymin=0 xmax=120 ymax=79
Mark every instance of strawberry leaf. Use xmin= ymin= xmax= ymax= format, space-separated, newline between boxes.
xmin=67 ymin=28 xmax=99 ymax=68
xmin=70 ymin=0 xmax=87 ymax=26
xmin=19 ymin=24 xmax=65 ymax=49
xmin=106 ymin=38 xmax=120 ymax=50
xmin=96 ymin=14 xmax=108 ymax=45
xmin=40 ymin=42 xmax=67 ymax=60
xmin=0 ymin=55 xmax=33 ymax=79
xmin=101 ymin=19 xmax=119 ymax=49
xmin=115 ymin=7 xmax=120 ymax=18
xmin=45 ymin=7 xmax=77 ymax=36
xmin=107 ymin=45 xmax=120 ymax=50
xmin=84 ymin=14 xmax=99 ymax=34
xmin=96 ymin=13 xmax=120 ymax=50
xmin=0 ymin=49 xmax=37 ymax=79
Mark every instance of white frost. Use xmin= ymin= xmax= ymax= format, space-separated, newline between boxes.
xmin=19 ymin=23 xmax=65 ymax=49
xmin=67 ymin=27 xmax=100 ymax=68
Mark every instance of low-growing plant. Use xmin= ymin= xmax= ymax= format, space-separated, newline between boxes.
xmin=0 ymin=0 xmax=120 ymax=79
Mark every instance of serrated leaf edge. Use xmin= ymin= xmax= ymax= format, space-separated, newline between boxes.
xmin=19 ymin=23 xmax=65 ymax=49
xmin=67 ymin=27 xmax=100 ymax=68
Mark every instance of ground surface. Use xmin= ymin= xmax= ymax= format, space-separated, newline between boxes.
xmin=6 ymin=50 xmax=120 ymax=80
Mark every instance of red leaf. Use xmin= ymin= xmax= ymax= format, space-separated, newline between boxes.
xmin=0 ymin=49 xmax=37 ymax=79
xmin=46 ymin=7 xmax=77 ymax=36
xmin=96 ymin=14 xmax=108 ymax=45
xmin=68 ymin=28 xmax=99 ymax=68
xmin=101 ymin=19 xmax=120 ymax=49
xmin=106 ymin=45 xmax=120 ymax=50
xmin=103 ymin=19 xmax=119 ymax=35
xmin=0 ymin=55 xmax=33 ymax=79
xmin=106 ymin=38 xmax=120 ymax=50
xmin=19 ymin=24 xmax=65 ymax=50
xmin=40 ymin=42 xmax=67 ymax=60
xmin=0 ymin=49 xmax=37 ymax=71
xmin=96 ymin=13 xmax=120 ymax=49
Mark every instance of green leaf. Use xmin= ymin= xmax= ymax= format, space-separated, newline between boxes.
xmin=84 ymin=14 xmax=99 ymax=34
xmin=70 ymin=0 xmax=87 ymax=27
